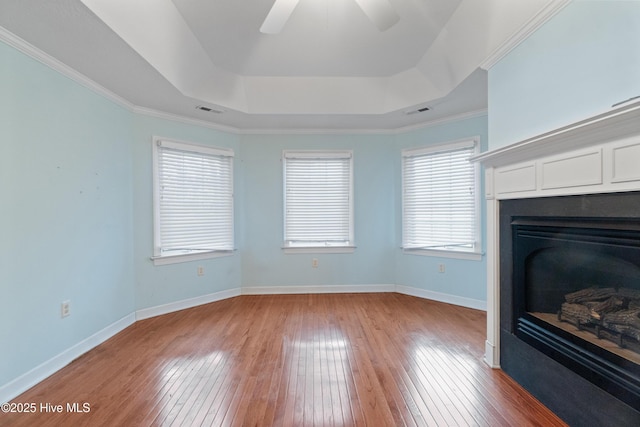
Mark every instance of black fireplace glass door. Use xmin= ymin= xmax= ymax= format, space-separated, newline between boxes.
xmin=511 ymin=218 xmax=640 ymax=407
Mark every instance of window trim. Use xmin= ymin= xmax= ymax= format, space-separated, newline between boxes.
xmin=282 ymin=150 xmax=355 ymax=254
xmin=401 ymin=137 xmax=483 ymax=260
xmin=151 ymin=136 xmax=235 ymax=266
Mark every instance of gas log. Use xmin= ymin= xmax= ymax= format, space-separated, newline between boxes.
xmin=559 ymin=287 xmax=640 ymax=351
xmin=590 ymin=296 xmax=625 ymax=320
xmin=565 ymin=287 xmax=617 ymax=304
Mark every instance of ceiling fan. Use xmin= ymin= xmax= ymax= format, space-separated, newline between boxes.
xmin=260 ymin=0 xmax=400 ymax=34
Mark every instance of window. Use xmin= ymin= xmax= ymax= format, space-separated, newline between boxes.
xmin=402 ymin=138 xmax=481 ymax=259
xmin=152 ymin=137 xmax=234 ymax=265
xmin=283 ymin=150 xmax=354 ymax=252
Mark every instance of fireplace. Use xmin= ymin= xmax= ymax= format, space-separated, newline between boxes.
xmin=513 ymin=215 xmax=640 ymax=407
xmin=500 ymin=192 xmax=640 ymax=424
xmin=472 ymin=100 xmax=640 ymax=425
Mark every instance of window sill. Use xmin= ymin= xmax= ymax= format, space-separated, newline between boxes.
xmin=151 ymin=250 xmax=235 ymax=266
xmin=283 ymin=246 xmax=356 ymax=254
xmin=402 ymin=248 xmax=483 ymax=261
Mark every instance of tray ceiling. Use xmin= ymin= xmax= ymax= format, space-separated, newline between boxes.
xmin=0 ymin=0 xmax=564 ymax=131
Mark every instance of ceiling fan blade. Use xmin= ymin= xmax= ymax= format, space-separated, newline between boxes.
xmin=260 ymin=0 xmax=301 ymax=34
xmin=353 ymin=0 xmax=400 ymax=31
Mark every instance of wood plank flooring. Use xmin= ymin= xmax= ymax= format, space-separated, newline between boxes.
xmin=1 ymin=293 xmax=567 ymax=426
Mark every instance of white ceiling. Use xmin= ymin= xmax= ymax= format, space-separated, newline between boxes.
xmin=172 ymin=0 xmax=461 ymax=77
xmin=0 ymin=0 xmax=564 ymax=132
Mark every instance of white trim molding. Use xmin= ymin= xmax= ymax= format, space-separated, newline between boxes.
xmin=480 ymin=0 xmax=571 ymax=70
xmin=0 ymin=25 xmax=486 ymax=136
xmin=242 ymin=284 xmax=396 ymax=295
xmin=242 ymin=284 xmax=487 ymax=311
xmin=135 ymin=288 xmax=242 ymax=321
xmin=0 ymin=313 xmax=135 ymax=405
xmin=471 ymin=100 xmax=640 ymax=168
xmin=0 ymin=26 xmax=134 ymax=112
xmin=1 ymin=284 xmax=485 ymax=403
xmin=395 ymin=285 xmax=487 ymax=311
xmin=472 ymin=99 xmax=640 ymax=369
xmin=133 ymin=106 xmax=240 ymax=135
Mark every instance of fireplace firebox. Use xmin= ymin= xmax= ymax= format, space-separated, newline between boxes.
xmin=500 ymin=192 xmax=640 ymax=425
xmin=513 ymin=217 xmax=640 ymax=408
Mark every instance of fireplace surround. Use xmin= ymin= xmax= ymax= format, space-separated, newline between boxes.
xmin=501 ymin=193 xmax=640 ymax=424
xmin=473 ymin=100 xmax=640 ymax=426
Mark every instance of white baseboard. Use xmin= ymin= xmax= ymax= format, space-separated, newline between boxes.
xmin=2 ymin=284 xmax=486 ymax=403
xmin=0 ymin=312 xmax=135 ymax=405
xmin=135 ymin=287 xmax=242 ymax=320
xmin=484 ymin=340 xmax=500 ymax=369
xmin=241 ymin=284 xmax=396 ymax=295
xmin=395 ymin=285 xmax=487 ymax=311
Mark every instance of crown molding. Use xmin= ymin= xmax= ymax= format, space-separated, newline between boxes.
xmin=0 ymin=24 xmax=246 ymax=134
xmin=133 ymin=106 xmax=242 ymax=134
xmin=238 ymin=126 xmax=395 ymax=136
xmin=393 ymin=109 xmax=487 ymax=134
xmin=480 ymin=0 xmax=571 ymax=70
xmin=0 ymin=25 xmax=135 ymax=111
xmin=238 ymin=109 xmax=488 ymax=136
xmin=1 ymin=24 xmax=486 ymax=136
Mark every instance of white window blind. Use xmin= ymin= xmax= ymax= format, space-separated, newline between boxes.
xmin=154 ymin=139 xmax=234 ymax=258
xmin=283 ymin=151 xmax=353 ymax=248
xmin=402 ymin=140 xmax=478 ymax=253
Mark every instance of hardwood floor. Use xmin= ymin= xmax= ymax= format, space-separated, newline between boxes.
xmin=2 ymin=293 xmax=566 ymax=426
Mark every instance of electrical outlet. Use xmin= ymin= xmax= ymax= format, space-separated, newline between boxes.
xmin=197 ymin=266 xmax=204 ymax=276
xmin=438 ymin=264 xmax=446 ymax=273
xmin=312 ymin=258 xmax=319 ymax=268
xmin=61 ymin=300 xmax=71 ymax=318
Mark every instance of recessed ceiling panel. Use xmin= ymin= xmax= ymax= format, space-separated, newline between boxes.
xmin=171 ymin=0 xmax=461 ymax=77
xmin=0 ymin=0 xmax=566 ymax=130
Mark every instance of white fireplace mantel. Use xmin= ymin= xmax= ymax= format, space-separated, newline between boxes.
xmin=473 ymin=100 xmax=640 ymax=368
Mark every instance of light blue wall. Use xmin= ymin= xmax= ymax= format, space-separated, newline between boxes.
xmin=0 ymin=42 xmax=135 ymax=386
xmin=394 ymin=115 xmax=488 ymax=303
xmin=1 ymin=33 xmax=489 ymax=393
xmin=240 ymin=134 xmax=396 ymax=287
xmin=489 ymin=0 xmax=640 ymax=149
xmin=131 ymin=116 xmax=242 ymax=310
xmin=6 ymin=0 xmax=635 ymax=399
